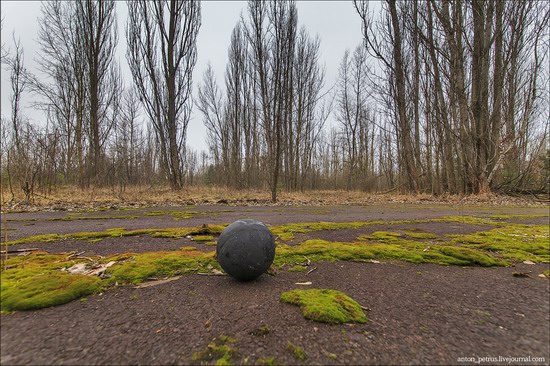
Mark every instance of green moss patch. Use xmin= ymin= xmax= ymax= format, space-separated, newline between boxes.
xmin=105 ymin=250 xmax=217 ymax=285
xmin=2 ymin=216 xmax=547 ymax=312
xmin=3 ymin=215 xmax=509 ymax=246
xmin=193 ymin=235 xmax=215 ymax=242
xmin=145 ymin=210 xmax=199 ymax=220
xmin=1 ymin=254 xmax=102 ymax=313
xmin=274 ymin=238 xmax=507 ymax=267
xmin=256 ymin=356 xmax=277 ymax=365
xmin=280 ymin=289 xmax=367 ymax=324
xmin=48 ymin=215 xmax=140 ymax=221
xmin=273 ymin=220 xmax=548 ymax=267
xmin=250 ymin=324 xmax=271 ymax=337
xmin=144 ymin=210 xmax=227 ymax=221
xmin=192 ymin=335 xmax=237 ymax=365
xmin=404 ymin=230 xmax=437 ymax=240
xmin=358 ymin=231 xmax=402 ymax=243
xmin=1 ymin=248 xmax=219 ymax=312
xmin=286 ymin=341 xmax=307 ymax=361
xmin=1 ymin=272 xmax=100 ymax=312
xmin=270 ymin=221 xmax=368 ymax=241
xmin=269 ymin=215 xmax=506 ymax=243
xmin=488 ymin=214 xmax=549 ymax=220
xmin=450 ymin=225 xmax=549 ymax=263
xmin=6 ymin=225 xmax=226 ymax=245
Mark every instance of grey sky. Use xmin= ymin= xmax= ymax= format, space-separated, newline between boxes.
xmin=1 ymin=1 xmax=366 ymax=153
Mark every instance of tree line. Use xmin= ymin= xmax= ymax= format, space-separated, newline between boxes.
xmin=1 ymin=0 xmax=548 ymax=202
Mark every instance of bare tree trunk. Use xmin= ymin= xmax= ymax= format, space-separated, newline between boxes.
xmin=127 ymin=0 xmax=201 ymax=190
xmin=388 ymin=0 xmax=419 ymax=193
xmin=76 ymin=0 xmax=119 ymax=186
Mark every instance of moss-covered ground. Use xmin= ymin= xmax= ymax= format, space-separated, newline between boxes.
xmin=5 ymin=224 xmax=227 ymax=245
xmin=286 ymin=341 xmax=308 ymax=361
xmin=281 ymin=289 xmax=367 ymax=324
xmin=1 ymin=214 xmax=548 ymax=312
xmin=191 ymin=335 xmax=237 ymax=365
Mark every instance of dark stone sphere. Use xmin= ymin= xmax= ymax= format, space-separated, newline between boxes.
xmin=216 ymin=219 xmax=275 ymax=281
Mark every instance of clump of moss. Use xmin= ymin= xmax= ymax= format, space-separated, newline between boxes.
xmin=179 ymin=246 xmax=197 ymax=251
xmin=105 ymin=250 xmax=217 ymax=285
xmin=256 ymin=356 xmax=277 ymax=365
xmin=48 ymin=215 xmax=140 ymax=221
xmin=193 ymin=235 xmax=215 ymax=242
xmin=358 ymin=231 xmax=402 ymax=243
xmin=1 ymin=270 xmax=101 ymax=312
xmin=286 ymin=341 xmax=307 ymax=361
xmin=280 ymin=288 xmax=367 ymax=324
xmin=3 ymin=217 xmax=547 ymax=312
xmin=543 ymin=270 xmax=550 ymax=278
xmin=191 ymin=335 xmax=237 ymax=365
xmin=450 ymin=225 xmax=549 ymax=263
xmin=269 ymin=215 xmax=503 ymax=243
xmin=250 ymin=325 xmax=271 ymax=337
xmin=1 ymin=252 xmax=105 ymax=312
xmin=436 ymin=246 xmax=502 ymax=267
xmin=404 ymin=230 xmax=437 ymax=240
xmin=489 ymin=214 xmax=549 ymax=220
xmin=6 ymin=225 xmax=226 ymax=245
xmin=270 ymin=221 xmax=369 ymax=242
xmin=274 ymin=238 xmax=506 ymax=267
xmin=1 ymin=247 xmax=219 ymax=311
xmin=144 ymin=210 xmax=208 ymax=220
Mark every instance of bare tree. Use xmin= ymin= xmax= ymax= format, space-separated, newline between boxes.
xmin=112 ymin=87 xmax=143 ymax=187
xmin=0 ymin=17 xmax=8 ymax=64
xmin=126 ymin=0 xmax=201 ymax=190
xmin=353 ymin=0 xmax=549 ymax=195
xmin=197 ymin=63 xmax=229 ymax=183
xmin=76 ymin=0 xmax=121 ymax=185
xmin=289 ymin=27 xmax=325 ymax=191
xmin=30 ymin=1 xmax=120 ymax=187
xmin=2 ymin=37 xmax=51 ymax=201
xmin=32 ymin=1 xmax=84 ymax=185
xmin=336 ymin=46 xmax=372 ymax=190
xmin=244 ymin=0 xmax=297 ymax=201
xmin=7 ymin=35 xmax=26 ymax=153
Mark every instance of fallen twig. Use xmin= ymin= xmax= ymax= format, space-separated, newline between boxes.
xmin=66 ymin=251 xmax=86 ymax=260
xmin=306 ymin=267 xmax=317 ymax=275
xmin=134 ymin=276 xmax=182 ymax=288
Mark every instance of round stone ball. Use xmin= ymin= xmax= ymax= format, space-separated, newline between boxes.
xmin=216 ymin=219 xmax=275 ymax=281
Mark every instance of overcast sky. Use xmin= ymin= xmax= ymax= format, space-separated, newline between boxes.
xmin=1 ymin=1 xmax=368 ymax=153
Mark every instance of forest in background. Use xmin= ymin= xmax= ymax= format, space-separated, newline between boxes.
xmin=1 ymin=0 xmax=549 ymax=203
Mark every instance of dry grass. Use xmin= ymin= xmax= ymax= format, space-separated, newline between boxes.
xmin=1 ymin=184 xmax=544 ymax=212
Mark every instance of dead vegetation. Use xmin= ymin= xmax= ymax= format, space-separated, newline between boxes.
xmin=1 ymin=185 xmax=546 ymax=212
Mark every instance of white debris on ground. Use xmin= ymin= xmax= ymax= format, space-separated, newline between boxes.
xmin=63 ymin=261 xmax=116 ymax=278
